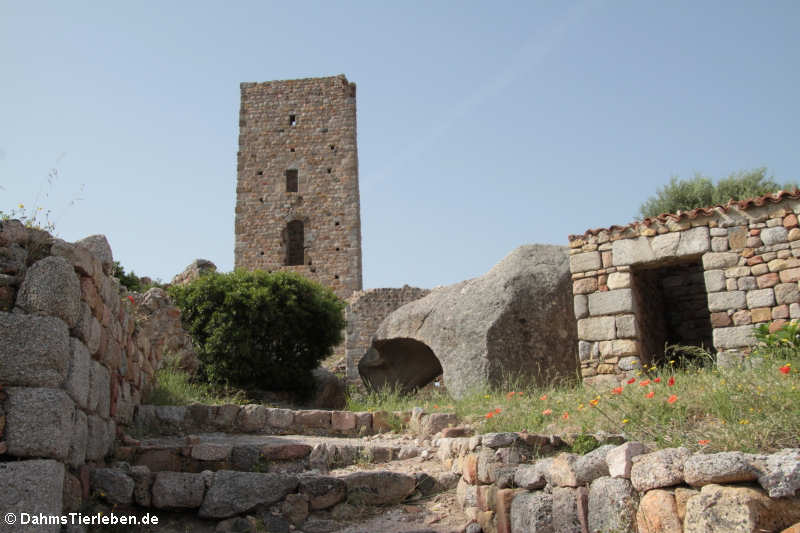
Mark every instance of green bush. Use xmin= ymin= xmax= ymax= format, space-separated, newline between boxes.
xmin=638 ymin=168 xmax=796 ymax=219
xmin=168 ymin=269 xmax=345 ymax=396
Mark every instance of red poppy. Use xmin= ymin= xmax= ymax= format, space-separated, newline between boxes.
xmin=562 ymin=412 xmax=569 ymax=420
xmin=495 ymin=408 xmax=502 ymax=414
xmin=780 ymin=364 xmax=791 ymax=375
xmin=542 ymin=409 xmax=552 ymax=415
xmin=612 ymin=387 xmax=623 ymax=395
xmin=539 ymin=394 xmax=547 ymax=401
xmin=640 ymin=380 xmax=651 ymax=386
xmin=654 ymin=377 xmax=661 ymax=383
xmin=127 ymin=295 xmax=135 ymax=304
xmin=667 ymin=394 xmax=678 ymax=404
xmin=668 ymin=376 xmax=675 ymax=387
xmin=433 ymin=405 xmax=439 ymax=409
xmin=698 ymin=440 xmax=710 ymax=445
xmin=485 ymin=412 xmax=494 ymax=419
xmin=645 ymin=391 xmax=655 ymax=399
xmin=589 ymin=398 xmax=599 ymax=406
xmin=627 ymin=378 xmax=636 ymax=384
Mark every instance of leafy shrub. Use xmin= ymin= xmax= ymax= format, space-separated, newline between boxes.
xmin=168 ymin=269 xmax=345 ymax=396
xmin=638 ymin=168 xmax=796 ymax=219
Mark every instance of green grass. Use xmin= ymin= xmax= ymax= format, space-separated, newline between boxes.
xmin=345 ymin=341 xmax=800 ymax=454
xmin=144 ymin=357 xmax=252 ymax=406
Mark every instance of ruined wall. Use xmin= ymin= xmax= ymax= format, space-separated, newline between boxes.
xmin=344 ymin=286 xmax=430 ymax=380
xmin=0 ymin=219 xmax=195 ymax=519
xmin=570 ymin=191 xmax=800 ymax=386
xmin=234 ymin=75 xmax=362 ymax=300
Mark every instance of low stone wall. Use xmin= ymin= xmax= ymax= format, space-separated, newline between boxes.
xmin=438 ymin=433 xmax=800 ymax=532
xmin=344 ymin=285 xmax=429 ymax=380
xmin=569 ymin=192 xmax=800 ymax=385
xmin=0 ymin=220 xmax=197 ymax=524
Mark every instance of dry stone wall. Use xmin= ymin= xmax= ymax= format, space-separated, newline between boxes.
xmin=439 ymin=434 xmax=800 ymax=533
xmin=569 ymin=191 xmax=800 ymax=386
xmin=234 ymin=75 xmax=362 ymax=300
xmin=0 ymin=219 xmax=196 ymax=524
xmin=344 ymin=286 xmax=430 ymax=380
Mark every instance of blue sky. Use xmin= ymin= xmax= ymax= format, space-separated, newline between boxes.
xmin=2 ymin=1 xmax=798 ymax=289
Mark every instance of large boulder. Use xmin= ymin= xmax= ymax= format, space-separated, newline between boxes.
xmin=360 ymin=245 xmax=577 ymax=398
xmin=171 ymin=258 xmax=217 ymax=286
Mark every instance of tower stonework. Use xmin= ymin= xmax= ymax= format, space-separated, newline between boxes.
xmin=235 ymin=75 xmax=363 ymax=299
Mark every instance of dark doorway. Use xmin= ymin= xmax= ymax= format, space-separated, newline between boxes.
xmin=632 ymin=259 xmax=713 ymax=365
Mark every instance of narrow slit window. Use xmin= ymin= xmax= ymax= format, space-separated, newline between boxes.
xmin=285 ymin=169 xmax=298 ymax=192
xmin=289 ymin=114 xmax=297 ymax=126
xmin=285 ymin=221 xmax=304 ymax=266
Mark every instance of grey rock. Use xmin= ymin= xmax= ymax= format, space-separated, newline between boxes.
xmin=65 ymin=338 xmax=90 ymax=409
xmin=746 ymin=288 xmax=776 ymax=308
xmin=299 ymin=475 xmax=347 ymax=510
xmin=606 ymin=441 xmax=648 ymax=478
xmin=88 ymin=360 xmax=110 ymax=418
xmin=51 ymin=239 xmax=99 ymax=277
xmin=67 ymin=409 xmax=88 ymax=468
xmin=684 ymin=451 xmax=758 ymax=487
xmin=514 ymin=461 xmax=549 ymax=489
xmin=651 ymin=232 xmax=680 ymax=258
xmin=152 ymin=472 xmax=206 ymax=509
xmin=465 ymin=522 xmax=482 ymax=533
xmin=0 ymin=460 xmax=64 ymax=533
xmin=266 ymin=408 xmax=294 ymax=429
xmin=569 ymin=251 xmax=601 ymax=272
xmin=549 ymin=445 xmax=614 ymax=487
xmin=170 ymin=258 xmax=217 ymax=285
xmin=753 ymin=448 xmax=800 ymax=498
xmin=199 ymin=471 xmax=298 ymax=518
xmin=90 ymin=468 xmax=135 ymax=505
xmin=260 ymin=514 xmax=290 ymax=533
xmin=86 ymin=415 xmax=115 ymax=461
xmin=215 ymin=517 xmax=257 ymax=533
xmin=712 ymin=325 xmax=757 ymax=349
xmin=615 ymin=315 xmax=638 ymax=338
xmin=16 ymin=256 xmax=80 ymax=327
xmin=573 ymin=294 xmax=588 ymax=319
xmin=362 ymin=245 xmax=576 ymax=399
xmin=281 ymin=493 xmax=309 ymax=526
xmin=761 ymin=226 xmax=789 ymax=246
xmin=456 ymin=476 xmax=477 ymax=509
xmin=577 ymin=316 xmax=616 ymax=341
xmin=775 ymin=282 xmax=800 ymax=305
xmin=308 ymin=366 xmax=346 ymax=409
xmin=421 ymin=412 xmax=459 ymax=437
xmin=588 ymin=288 xmax=634 ymax=316
xmin=235 ymin=404 xmax=266 ymax=432
xmin=510 ymin=491 xmax=553 ymax=533
xmin=552 ymin=486 xmax=584 ymax=533
xmin=684 ymin=483 xmax=800 ymax=533
xmin=707 ymin=290 xmax=746 ymax=312
xmin=677 ymin=226 xmax=710 ymax=255
xmin=76 ymin=234 xmax=113 ymax=274
xmin=0 ymin=312 xmax=70 ymax=388
xmin=131 ymin=465 xmax=154 ymax=507
xmin=703 ymin=269 xmax=726 ymax=292
xmin=702 ymin=252 xmax=740 ymax=269
xmin=5 ymin=387 xmax=75 ymax=460
xmin=482 ymin=432 xmax=518 ymax=449
xmin=343 ymin=471 xmax=416 ymax=505
xmin=588 ymin=476 xmax=638 ymax=533
xmin=630 ymin=447 xmax=692 ymax=492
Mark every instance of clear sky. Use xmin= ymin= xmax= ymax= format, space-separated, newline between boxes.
xmin=2 ymin=1 xmax=798 ymax=290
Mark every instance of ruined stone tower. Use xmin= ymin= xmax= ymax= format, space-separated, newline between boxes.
xmin=234 ymin=75 xmax=363 ymax=299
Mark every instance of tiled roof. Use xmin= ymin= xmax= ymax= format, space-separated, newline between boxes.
xmin=569 ymin=189 xmax=800 ymax=241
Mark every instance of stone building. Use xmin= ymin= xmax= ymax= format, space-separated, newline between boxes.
xmin=569 ymin=190 xmax=800 ymax=387
xmin=234 ymin=75 xmax=362 ymax=300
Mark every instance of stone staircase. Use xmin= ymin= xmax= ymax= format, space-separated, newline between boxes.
xmin=79 ymin=404 xmax=470 ymax=533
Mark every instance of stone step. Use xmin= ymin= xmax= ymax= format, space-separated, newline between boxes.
xmin=116 ymin=432 xmax=430 ymax=475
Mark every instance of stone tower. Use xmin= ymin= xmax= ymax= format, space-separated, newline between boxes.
xmin=234 ymin=75 xmax=363 ymax=299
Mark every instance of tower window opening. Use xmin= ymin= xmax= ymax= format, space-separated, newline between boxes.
xmin=327 ymin=168 xmax=332 ymax=174
xmin=286 ymin=169 xmax=298 ymax=192
xmin=290 ymin=147 xmax=295 ymax=153
xmin=329 ymin=144 xmax=335 ymax=151
xmin=285 ymin=220 xmax=304 ymax=266
xmin=289 ymin=114 xmax=296 ymax=126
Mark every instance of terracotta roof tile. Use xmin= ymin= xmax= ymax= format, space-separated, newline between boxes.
xmin=569 ymin=189 xmax=800 ymax=241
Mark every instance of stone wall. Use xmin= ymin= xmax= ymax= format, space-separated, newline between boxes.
xmin=344 ymin=286 xmax=430 ymax=380
xmin=234 ymin=75 xmax=363 ymax=300
xmin=569 ymin=191 xmax=800 ymax=386
xmin=0 ymin=219 xmax=195 ymax=524
xmin=439 ymin=433 xmax=800 ymax=532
